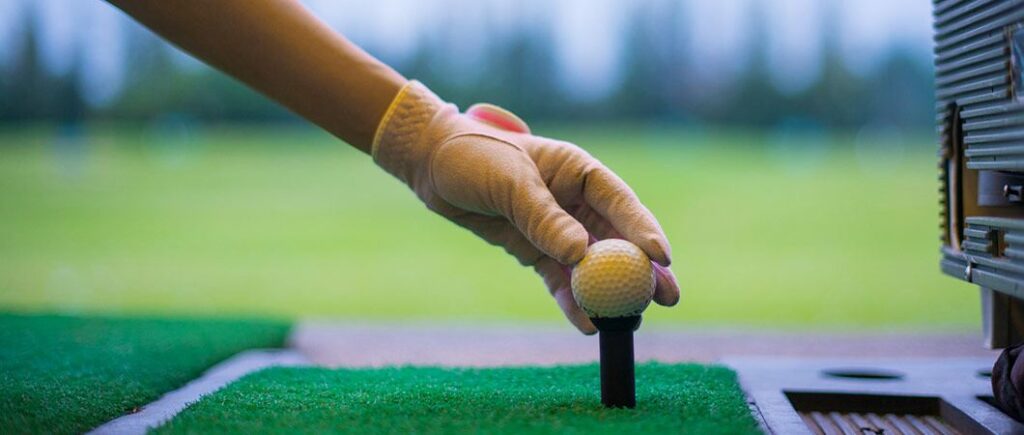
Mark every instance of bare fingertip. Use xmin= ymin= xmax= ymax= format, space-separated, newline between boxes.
xmin=655 ymin=291 xmax=680 ymax=307
xmin=554 ymin=287 xmax=597 ymax=334
xmin=569 ymin=307 xmax=597 ymax=335
xmin=574 ymin=316 xmax=597 ymax=335
xmin=653 ymin=264 xmax=680 ymax=306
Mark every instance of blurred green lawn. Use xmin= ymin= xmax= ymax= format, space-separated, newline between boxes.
xmin=0 ymin=124 xmax=977 ymax=329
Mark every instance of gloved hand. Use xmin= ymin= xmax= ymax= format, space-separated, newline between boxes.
xmin=373 ymin=81 xmax=680 ymax=334
xmin=993 ymin=341 xmax=1024 ymax=421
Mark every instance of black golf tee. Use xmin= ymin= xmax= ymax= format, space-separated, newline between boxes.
xmin=591 ymin=315 xmax=641 ymax=408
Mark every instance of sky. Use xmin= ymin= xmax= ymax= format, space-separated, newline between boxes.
xmin=0 ymin=0 xmax=935 ymax=106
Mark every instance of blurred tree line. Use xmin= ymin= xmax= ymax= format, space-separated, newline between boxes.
xmin=0 ymin=4 xmax=934 ymax=131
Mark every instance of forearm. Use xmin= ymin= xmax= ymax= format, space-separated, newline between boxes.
xmin=107 ymin=0 xmax=406 ymax=152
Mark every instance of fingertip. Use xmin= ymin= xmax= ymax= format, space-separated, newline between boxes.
xmin=553 ymin=287 xmax=597 ymax=335
xmin=652 ymin=263 xmax=680 ymax=307
xmin=569 ymin=309 xmax=598 ymax=335
xmin=580 ymin=166 xmax=672 ymax=265
xmin=568 ymin=225 xmax=590 ymax=264
xmin=657 ymin=292 xmax=680 ymax=307
xmin=513 ymin=180 xmax=589 ymax=265
xmin=635 ymin=234 xmax=671 ymax=267
xmin=552 ymin=221 xmax=589 ymax=265
xmin=579 ymin=322 xmax=598 ymax=336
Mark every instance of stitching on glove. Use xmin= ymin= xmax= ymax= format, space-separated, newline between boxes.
xmin=445 ymin=132 xmax=525 ymax=152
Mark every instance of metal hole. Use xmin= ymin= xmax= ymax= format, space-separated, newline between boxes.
xmin=821 ymin=368 xmax=905 ymax=381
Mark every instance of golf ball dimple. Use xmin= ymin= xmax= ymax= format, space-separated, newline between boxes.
xmin=571 ymin=239 xmax=655 ymax=318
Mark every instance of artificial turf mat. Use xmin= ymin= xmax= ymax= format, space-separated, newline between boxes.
xmin=155 ymin=363 xmax=761 ymax=434
xmin=0 ymin=312 xmax=290 ymax=434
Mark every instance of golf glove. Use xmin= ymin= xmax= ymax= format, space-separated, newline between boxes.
xmin=993 ymin=341 xmax=1024 ymax=421
xmin=372 ymin=81 xmax=679 ymax=334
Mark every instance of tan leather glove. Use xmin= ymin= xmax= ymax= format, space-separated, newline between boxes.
xmin=373 ymin=81 xmax=680 ymax=334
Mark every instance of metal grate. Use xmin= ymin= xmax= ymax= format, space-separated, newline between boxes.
xmin=799 ymin=410 xmax=962 ymax=435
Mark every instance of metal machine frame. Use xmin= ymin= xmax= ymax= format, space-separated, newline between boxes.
xmin=936 ymin=0 xmax=1024 ymax=349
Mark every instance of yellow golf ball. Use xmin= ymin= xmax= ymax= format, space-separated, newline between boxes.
xmin=571 ymin=239 xmax=655 ymax=318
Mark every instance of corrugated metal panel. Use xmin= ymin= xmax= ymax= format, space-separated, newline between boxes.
xmin=932 ymin=0 xmax=1019 ymax=133
xmin=936 ymin=0 xmax=1004 ymax=26
xmin=935 ymin=0 xmax=1022 ymax=41
xmin=963 ymin=105 xmax=1024 ymax=169
xmin=936 ymin=6 xmax=1023 ymax=51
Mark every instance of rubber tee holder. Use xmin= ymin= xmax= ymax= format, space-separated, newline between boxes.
xmin=591 ymin=315 xmax=642 ymax=408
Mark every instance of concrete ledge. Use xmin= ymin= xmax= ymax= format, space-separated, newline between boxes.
xmin=725 ymin=357 xmax=1023 ymax=435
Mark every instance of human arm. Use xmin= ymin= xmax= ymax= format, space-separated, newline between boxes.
xmin=106 ymin=0 xmax=404 ymax=152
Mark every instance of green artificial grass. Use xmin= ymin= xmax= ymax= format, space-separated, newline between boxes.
xmin=0 ymin=125 xmax=977 ymax=328
xmin=155 ymin=363 xmax=760 ymax=434
xmin=0 ymin=312 xmax=290 ymax=435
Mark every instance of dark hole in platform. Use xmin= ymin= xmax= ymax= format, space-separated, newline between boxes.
xmin=821 ymin=368 xmax=904 ymax=381
xmin=977 ymin=369 xmax=992 ymax=379
xmin=977 ymin=395 xmax=998 ymax=409
xmin=786 ymin=391 xmax=987 ymax=435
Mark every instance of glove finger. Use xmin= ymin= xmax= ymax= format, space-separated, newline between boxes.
xmin=430 ymin=137 xmax=587 ymax=265
xmin=506 ymin=174 xmax=589 ymax=265
xmin=582 ymin=165 xmax=672 ymax=266
xmin=652 ymin=262 xmax=680 ymax=306
xmin=520 ymin=140 xmax=670 ymax=265
xmin=536 ymin=257 xmax=597 ymax=335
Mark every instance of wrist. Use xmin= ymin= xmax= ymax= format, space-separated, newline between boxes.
xmin=372 ymin=81 xmax=454 ymax=187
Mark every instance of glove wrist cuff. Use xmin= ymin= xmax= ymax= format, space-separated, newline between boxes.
xmin=371 ymin=80 xmax=451 ymax=186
